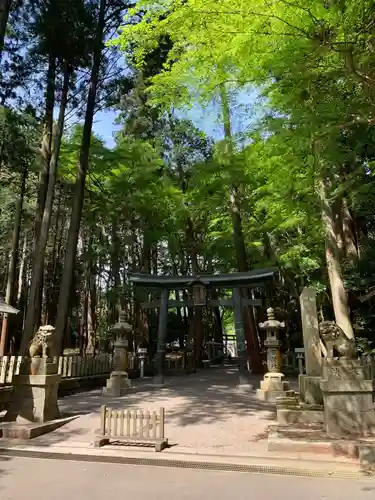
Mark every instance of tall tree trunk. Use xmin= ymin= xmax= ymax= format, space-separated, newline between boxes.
xmin=134 ymin=229 xmax=151 ymax=348
xmin=54 ymin=0 xmax=106 ymax=355
xmin=0 ymin=165 xmax=27 ymax=355
xmin=340 ymin=197 xmax=358 ymax=259
xmin=17 ymin=232 xmax=27 ymax=305
xmin=185 ymin=218 xmax=204 ymax=364
xmin=45 ymin=185 xmax=62 ymax=323
xmin=219 ymin=83 xmax=263 ymax=373
xmin=84 ymin=231 xmax=96 ymax=354
xmin=34 ymin=55 xmax=56 ymax=247
xmin=109 ymin=217 xmax=121 ymax=323
xmin=207 ymin=254 xmax=223 ymax=344
xmin=320 ymin=179 xmax=354 ymax=339
xmin=29 ymin=55 xmax=56 ymax=331
xmin=0 ymin=0 xmax=11 ymax=59
xmin=21 ymin=66 xmax=70 ymax=352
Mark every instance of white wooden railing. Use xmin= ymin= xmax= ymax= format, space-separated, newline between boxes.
xmin=0 ymin=352 xmax=146 ymax=386
xmin=0 ymin=355 xmax=23 ymax=385
xmin=0 ymin=354 xmax=113 ymax=385
xmin=57 ymin=354 xmax=113 ymax=379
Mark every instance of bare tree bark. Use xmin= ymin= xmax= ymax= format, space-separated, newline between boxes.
xmin=320 ymin=179 xmax=354 ymax=339
xmin=0 ymin=165 xmax=27 ymax=355
xmin=17 ymin=232 xmax=27 ymax=305
xmin=340 ymin=196 xmax=358 ymax=259
xmin=34 ymin=56 xmax=56 ymax=247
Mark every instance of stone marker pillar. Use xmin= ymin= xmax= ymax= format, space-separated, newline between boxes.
xmin=256 ymin=307 xmax=291 ymax=402
xmin=103 ymin=312 xmax=131 ymax=396
xmin=299 ymin=288 xmax=323 ymax=405
xmin=294 ymin=348 xmax=305 ymax=375
xmin=138 ymin=347 xmax=147 ymax=379
xmin=320 ymin=358 xmax=375 ymax=437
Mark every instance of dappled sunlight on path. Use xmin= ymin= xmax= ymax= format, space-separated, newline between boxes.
xmin=32 ymin=368 xmax=295 ymax=454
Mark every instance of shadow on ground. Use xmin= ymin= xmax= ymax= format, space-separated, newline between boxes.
xmin=0 ymin=369 xmax=299 ymax=450
xmin=0 ymin=454 xmax=12 ymax=485
xmin=58 ymin=368 xmax=290 ymax=431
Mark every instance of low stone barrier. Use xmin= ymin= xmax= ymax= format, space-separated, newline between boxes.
xmin=95 ymin=405 xmax=168 ymax=452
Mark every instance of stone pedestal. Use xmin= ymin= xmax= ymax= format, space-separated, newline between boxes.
xmin=103 ymin=370 xmax=131 ymax=396
xmin=5 ymin=360 xmax=61 ymax=424
xmin=275 ymin=394 xmax=324 ymax=425
xmin=299 ymin=374 xmax=323 ymax=405
xmin=320 ymin=358 xmax=375 ymax=438
xmin=256 ymin=372 xmax=292 ymax=402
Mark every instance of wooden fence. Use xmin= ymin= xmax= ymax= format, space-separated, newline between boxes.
xmin=164 ymin=352 xmax=195 ymax=374
xmin=0 ymin=356 xmax=23 ymax=385
xmin=0 ymin=354 xmax=113 ymax=384
xmin=95 ymin=405 xmax=168 ymax=452
xmin=57 ymin=354 xmax=112 ymax=379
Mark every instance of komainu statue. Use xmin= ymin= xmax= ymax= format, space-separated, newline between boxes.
xmin=29 ymin=325 xmax=55 ymax=358
xmin=318 ymin=321 xmax=357 ymax=359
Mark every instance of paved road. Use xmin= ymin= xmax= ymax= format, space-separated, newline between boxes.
xmin=0 ymin=456 xmax=375 ymax=500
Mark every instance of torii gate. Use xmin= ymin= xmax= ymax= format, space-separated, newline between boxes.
xmin=128 ymin=268 xmax=280 ymax=385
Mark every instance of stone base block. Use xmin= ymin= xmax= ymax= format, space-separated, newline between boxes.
xmin=235 ymin=383 xmax=254 ymax=393
xmin=0 ymin=416 xmax=77 ymax=440
xmin=5 ymin=373 xmax=61 ymax=424
xmin=359 ymin=444 xmax=375 ymax=467
xmin=260 ymin=372 xmax=289 ymax=391
xmin=268 ymin=435 xmax=361 ymax=459
xmin=260 ymin=380 xmax=290 ymax=392
xmin=299 ymin=374 xmax=323 ymax=405
xmin=256 ymin=389 xmax=293 ymax=403
xmin=320 ymin=378 xmax=375 ymax=438
xmin=276 ymin=407 xmax=324 ymax=425
xmin=256 ymin=372 xmax=292 ymax=402
xmin=103 ymin=371 xmax=131 ymax=397
xmin=268 ymin=424 xmax=375 ymax=465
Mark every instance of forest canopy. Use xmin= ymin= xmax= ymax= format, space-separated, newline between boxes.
xmin=0 ymin=0 xmax=375 ymax=367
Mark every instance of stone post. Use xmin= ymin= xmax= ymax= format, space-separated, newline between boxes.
xmin=256 ymin=307 xmax=291 ymax=402
xmin=300 ymin=288 xmax=321 ymax=375
xmin=138 ymin=347 xmax=147 ymax=379
xmin=294 ymin=348 xmax=305 ymax=375
xmin=103 ymin=312 xmax=131 ymax=396
xmin=299 ymin=287 xmax=323 ymax=405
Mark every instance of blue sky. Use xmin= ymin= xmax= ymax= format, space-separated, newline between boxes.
xmin=92 ymin=86 xmax=261 ymax=148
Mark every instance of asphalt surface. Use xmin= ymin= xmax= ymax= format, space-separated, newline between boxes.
xmin=1 ymin=456 xmax=375 ymax=500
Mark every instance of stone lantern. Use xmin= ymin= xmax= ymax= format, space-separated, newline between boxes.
xmin=256 ymin=307 xmax=291 ymax=402
xmin=103 ymin=311 xmax=131 ymax=396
